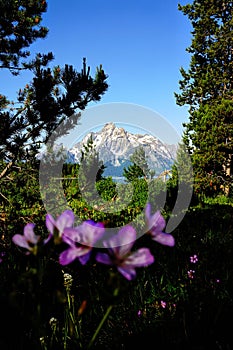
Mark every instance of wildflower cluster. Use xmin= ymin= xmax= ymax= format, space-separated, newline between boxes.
xmin=12 ymin=204 xmax=175 ymax=281
xmin=63 ymin=272 xmax=73 ymax=292
xmin=187 ymin=254 xmax=198 ymax=279
xmin=10 ymin=204 xmax=175 ymax=348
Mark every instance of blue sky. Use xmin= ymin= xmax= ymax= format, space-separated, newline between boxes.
xmin=1 ymin=0 xmax=192 ymax=137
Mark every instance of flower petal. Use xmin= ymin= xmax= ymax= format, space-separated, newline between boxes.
xmin=152 ymin=211 xmax=166 ymax=231
xmin=78 ymin=251 xmax=91 ymax=265
xmin=145 ymin=204 xmax=165 ymax=232
xmin=104 ymin=225 xmax=136 ymax=256
xmin=124 ymin=248 xmax=154 ymax=267
xmin=151 ymin=232 xmax=175 ymax=247
xmin=59 ymin=245 xmax=91 ymax=265
xmin=12 ymin=234 xmax=30 ymax=250
xmin=43 ymin=233 xmax=53 ymax=245
xmin=62 ymin=228 xmax=80 ymax=246
xmin=59 ymin=247 xmax=80 ymax=265
xmin=56 ymin=210 xmax=75 ymax=232
xmin=24 ymin=223 xmax=39 ymax=244
xmin=117 ymin=226 xmax=136 ymax=256
xmin=78 ymin=220 xmax=105 ymax=246
xmin=117 ymin=266 xmax=136 ymax=280
xmin=95 ymin=252 xmax=112 ymax=265
xmin=46 ymin=214 xmax=56 ymax=234
xmin=145 ymin=204 xmax=175 ymax=246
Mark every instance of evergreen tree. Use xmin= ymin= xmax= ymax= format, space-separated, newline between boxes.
xmin=168 ymin=141 xmax=194 ymax=208
xmin=0 ymin=1 xmax=108 ymax=231
xmin=170 ymin=142 xmax=193 ymax=187
xmin=0 ymin=57 xmax=108 ymax=175
xmin=0 ymin=0 xmax=108 ymax=180
xmin=175 ymin=0 xmax=233 ymax=196
xmin=123 ymin=146 xmax=150 ymax=182
xmin=78 ymin=135 xmax=106 ymax=198
xmin=0 ymin=0 xmax=48 ymax=72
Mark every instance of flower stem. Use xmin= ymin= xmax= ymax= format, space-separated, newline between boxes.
xmin=87 ymin=304 xmax=113 ymax=349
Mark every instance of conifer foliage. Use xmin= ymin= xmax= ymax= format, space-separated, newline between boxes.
xmin=123 ymin=146 xmax=150 ymax=181
xmin=175 ymin=0 xmax=233 ymax=196
xmin=0 ymin=1 xmax=108 ymax=179
xmin=0 ymin=0 xmax=48 ymax=72
xmin=0 ymin=1 xmax=108 ymax=230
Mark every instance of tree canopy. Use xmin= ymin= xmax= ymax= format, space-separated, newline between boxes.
xmin=0 ymin=1 xmax=108 ymax=181
xmin=175 ymin=0 xmax=233 ymax=196
xmin=0 ymin=0 xmax=48 ymax=72
xmin=123 ymin=146 xmax=150 ymax=182
xmin=0 ymin=0 xmax=109 ymax=229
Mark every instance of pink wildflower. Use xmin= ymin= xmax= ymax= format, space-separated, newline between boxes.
xmin=160 ymin=300 xmax=167 ymax=308
xmin=59 ymin=220 xmax=105 ymax=265
xmin=45 ymin=209 xmax=75 ymax=244
xmin=187 ymin=269 xmax=195 ymax=279
xmin=145 ymin=203 xmax=175 ymax=247
xmin=96 ymin=225 xmax=154 ymax=280
xmin=190 ymin=254 xmax=198 ymax=263
xmin=12 ymin=223 xmax=40 ymax=255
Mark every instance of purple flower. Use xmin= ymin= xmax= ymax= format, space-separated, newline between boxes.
xmin=160 ymin=300 xmax=167 ymax=308
xmin=190 ymin=254 xmax=198 ymax=263
xmin=59 ymin=220 xmax=105 ymax=265
xmin=0 ymin=252 xmax=6 ymax=263
xmin=45 ymin=210 xmax=75 ymax=244
xmin=12 ymin=223 xmax=40 ymax=255
xmin=187 ymin=269 xmax=195 ymax=279
xmin=95 ymin=225 xmax=154 ymax=280
xmin=137 ymin=310 xmax=142 ymax=317
xmin=145 ymin=203 xmax=175 ymax=247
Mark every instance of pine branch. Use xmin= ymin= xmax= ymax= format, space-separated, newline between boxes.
xmin=0 ymin=161 xmax=14 ymax=180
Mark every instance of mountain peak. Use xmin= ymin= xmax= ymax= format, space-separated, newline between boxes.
xmin=70 ymin=123 xmax=177 ymax=175
xmin=102 ymin=122 xmax=116 ymax=130
xmin=101 ymin=122 xmax=127 ymax=138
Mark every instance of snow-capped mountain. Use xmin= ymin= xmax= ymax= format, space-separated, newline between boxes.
xmin=69 ymin=122 xmax=177 ymax=176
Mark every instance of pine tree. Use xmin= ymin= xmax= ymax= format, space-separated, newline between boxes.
xmin=168 ymin=141 xmax=194 ymax=208
xmin=175 ymin=0 xmax=233 ymax=196
xmin=78 ymin=135 xmax=106 ymax=198
xmin=0 ymin=0 xmax=48 ymax=72
xmin=0 ymin=57 xmax=108 ymax=172
xmin=123 ymin=146 xmax=150 ymax=182
xmin=0 ymin=0 xmax=108 ymax=180
xmin=0 ymin=1 xmax=108 ymax=230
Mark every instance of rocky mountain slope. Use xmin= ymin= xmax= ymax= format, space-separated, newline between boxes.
xmin=69 ymin=122 xmax=177 ymax=177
